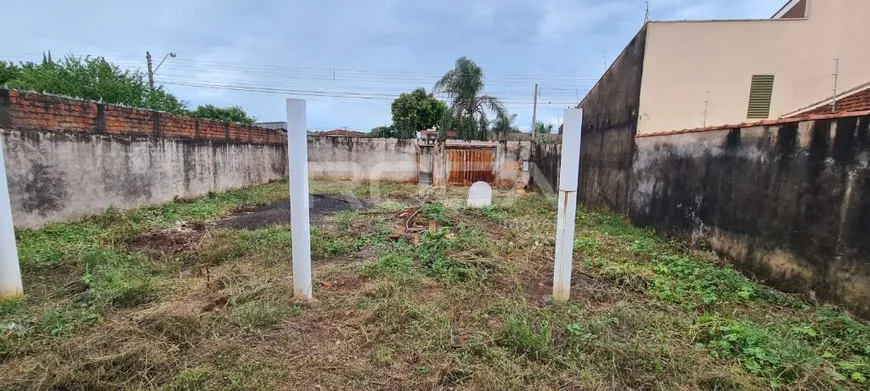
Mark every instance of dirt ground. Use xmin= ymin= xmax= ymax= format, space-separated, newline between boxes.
xmin=217 ymin=194 xmax=372 ymax=229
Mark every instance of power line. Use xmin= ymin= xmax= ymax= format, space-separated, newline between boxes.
xmin=2 ymin=52 xmax=602 ymax=82
xmin=161 ymin=80 xmax=584 ymax=105
xmin=3 ymin=51 xmax=590 ymax=104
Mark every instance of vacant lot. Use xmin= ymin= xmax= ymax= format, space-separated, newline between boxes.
xmin=1 ymin=180 xmax=868 ymax=390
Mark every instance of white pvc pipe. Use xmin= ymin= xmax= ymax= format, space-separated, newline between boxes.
xmin=286 ymin=99 xmax=312 ymax=301
xmin=552 ymin=108 xmax=583 ymax=301
xmin=0 ymin=138 xmax=23 ymax=300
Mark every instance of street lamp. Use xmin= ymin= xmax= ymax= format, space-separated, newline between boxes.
xmin=154 ymin=52 xmax=177 ymax=74
xmin=146 ymin=51 xmax=177 ymax=89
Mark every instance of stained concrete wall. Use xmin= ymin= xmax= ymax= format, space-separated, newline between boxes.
xmin=578 ymin=26 xmax=646 ymax=213
xmin=307 ymin=136 xmax=419 ymax=182
xmin=2 ymin=129 xmax=286 ymax=227
xmin=631 ymin=114 xmax=870 ymax=318
xmin=308 ymin=136 xmax=531 ymax=188
xmin=530 ymin=143 xmax=560 ymax=193
xmin=431 ymin=140 xmax=531 ymax=188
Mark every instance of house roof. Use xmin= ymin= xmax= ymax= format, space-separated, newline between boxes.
xmin=253 ymin=121 xmax=287 ymax=130
xmin=420 ymin=130 xmax=457 ymax=139
xmin=772 ymin=0 xmax=807 ymax=19
xmin=319 ymin=129 xmax=366 ymax=137
xmin=638 ymin=109 xmax=870 ymax=139
xmin=786 ymin=83 xmax=870 ymax=118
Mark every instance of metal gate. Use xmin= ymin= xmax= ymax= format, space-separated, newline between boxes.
xmin=447 ymin=148 xmax=495 ymax=185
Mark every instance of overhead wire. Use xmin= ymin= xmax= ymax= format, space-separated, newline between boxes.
xmin=3 ymin=51 xmax=591 ymax=105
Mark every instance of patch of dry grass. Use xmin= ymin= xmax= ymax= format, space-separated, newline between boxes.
xmin=1 ymin=180 xmax=868 ymax=390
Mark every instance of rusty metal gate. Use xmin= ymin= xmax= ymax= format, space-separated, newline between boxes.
xmin=447 ymin=148 xmax=495 ymax=185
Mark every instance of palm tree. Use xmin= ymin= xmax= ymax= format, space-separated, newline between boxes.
xmin=434 ymin=57 xmax=506 ymax=140
xmin=490 ymin=112 xmax=518 ymax=139
xmin=534 ymin=122 xmax=554 ymax=135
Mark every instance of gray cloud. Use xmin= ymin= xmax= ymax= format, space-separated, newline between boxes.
xmin=2 ymin=0 xmax=786 ymax=129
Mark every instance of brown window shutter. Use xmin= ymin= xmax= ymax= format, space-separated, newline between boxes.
xmin=747 ymin=75 xmax=775 ymax=119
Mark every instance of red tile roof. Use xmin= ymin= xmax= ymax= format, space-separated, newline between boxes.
xmin=637 ymin=110 xmax=870 ymax=139
xmin=319 ymin=129 xmax=366 ymax=137
xmin=420 ymin=130 xmax=457 ymax=139
xmin=788 ymin=84 xmax=870 ymax=119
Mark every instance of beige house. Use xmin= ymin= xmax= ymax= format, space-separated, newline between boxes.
xmin=581 ymin=0 xmax=870 ymax=135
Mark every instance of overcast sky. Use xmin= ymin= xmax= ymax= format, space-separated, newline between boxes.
xmin=1 ymin=0 xmax=785 ymax=131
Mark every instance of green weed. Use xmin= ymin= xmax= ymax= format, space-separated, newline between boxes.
xmin=363 ymin=253 xmax=418 ymax=281
xmin=499 ymin=312 xmax=553 ymax=362
xmin=166 ymin=367 xmax=211 ymax=391
xmin=696 ymin=316 xmax=821 ymax=388
xmin=574 ymin=236 xmax=601 ymax=253
xmin=420 ymin=202 xmax=452 ymax=225
xmin=477 ymin=205 xmax=509 ymax=223
xmin=415 ymin=228 xmax=473 ymax=283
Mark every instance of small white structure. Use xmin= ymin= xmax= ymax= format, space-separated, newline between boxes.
xmin=286 ymin=99 xmax=312 ymax=301
xmin=552 ymin=108 xmax=582 ymax=302
xmin=466 ymin=181 xmax=493 ymax=208
xmin=0 ymin=138 xmax=23 ymax=300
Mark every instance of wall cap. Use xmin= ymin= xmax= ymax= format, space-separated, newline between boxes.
xmin=636 ymin=110 xmax=870 ymax=139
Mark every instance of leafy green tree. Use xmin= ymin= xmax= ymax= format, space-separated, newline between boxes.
xmin=189 ymin=104 xmax=255 ymax=125
xmin=369 ymin=125 xmax=397 ymax=138
xmin=0 ymin=61 xmax=20 ymax=85
xmin=491 ymin=112 xmax=519 ymax=138
xmin=4 ymin=54 xmax=186 ymax=114
xmin=434 ymin=57 xmax=506 ymax=140
xmin=390 ymin=88 xmax=447 ymax=139
xmin=436 ymin=110 xmax=454 ymax=140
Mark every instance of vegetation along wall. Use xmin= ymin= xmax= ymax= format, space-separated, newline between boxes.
xmin=631 ymin=113 xmax=870 ymax=318
xmin=0 ymin=89 xmax=287 ymax=227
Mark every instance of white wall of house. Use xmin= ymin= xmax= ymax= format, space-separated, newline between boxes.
xmin=637 ymin=0 xmax=870 ymax=133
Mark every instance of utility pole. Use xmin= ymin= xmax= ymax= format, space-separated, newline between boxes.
xmin=831 ymin=58 xmax=840 ymax=112
xmin=146 ymin=51 xmax=155 ymax=89
xmin=146 ymin=51 xmax=176 ymax=89
xmin=602 ymin=52 xmax=607 ymax=72
xmin=532 ymin=83 xmax=539 ymax=134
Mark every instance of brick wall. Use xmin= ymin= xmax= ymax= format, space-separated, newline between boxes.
xmin=0 ymin=89 xmax=286 ymax=145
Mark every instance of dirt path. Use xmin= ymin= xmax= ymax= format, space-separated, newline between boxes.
xmin=217 ymin=194 xmax=369 ymax=229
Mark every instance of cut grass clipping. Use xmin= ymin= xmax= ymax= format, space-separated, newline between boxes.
xmin=1 ymin=179 xmax=868 ymax=390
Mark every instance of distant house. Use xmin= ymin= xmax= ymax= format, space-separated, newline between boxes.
xmin=419 ymin=129 xmax=457 ymax=140
xmin=785 ymin=82 xmax=870 ymax=118
xmin=581 ymin=0 xmax=870 ymax=135
xmin=253 ymin=121 xmax=287 ymax=131
xmin=319 ymin=129 xmax=367 ymax=137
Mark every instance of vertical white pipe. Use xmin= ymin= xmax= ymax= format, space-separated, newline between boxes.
xmin=286 ymin=99 xmax=312 ymax=301
xmin=552 ymin=108 xmax=582 ymax=301
xmin=0 ymin=137 xmax=23 ymax=300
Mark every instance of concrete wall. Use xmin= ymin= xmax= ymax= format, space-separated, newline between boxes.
xmin=431 ymin=140 xmax=531 ymax=188
xmin=307 ymin=136 xmax=532 ymax=188
xmin=530 ymin=143 xmax=560 ymax=193
xmin=307 ymin=136 xmax=419 ymax=182
xmin=578 ymin=26 xmax=647 ymax=213
xmin=0 ymin=89 xmax=288 ymax=227
xmin=638 ymin=0 xmax=870 ymax=133
xmin=630 ymin=114 xmax=870 ymax=318
xmin=2 ymin=130 xmax=286 ymax=227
